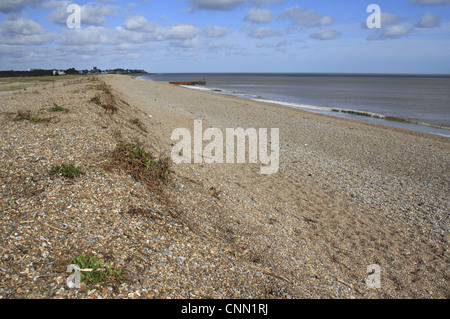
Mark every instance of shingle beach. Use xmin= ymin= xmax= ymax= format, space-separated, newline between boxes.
xmin=0 ymin=74 xmax=448 ymax=299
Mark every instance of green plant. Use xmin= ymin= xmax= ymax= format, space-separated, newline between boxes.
xmin=91 ymin=95 xmax=102 ymax=105
xmin=13 ymin=111 xmax=31 ymax=121
xmin=13 ymin=111 xmax=43 ymax=123
xmin=68 ymin=255 xmax=122 ymax=286
xmin=159 ymin=159 xmax=169 ymax=180
xmin=107 ymin=143 xmax=170 ymax=195
xmin=95 ymin=83 xmax=111 ymax=94
xmin=51 ymin=163 xmax=82 ymax=178
xmin=29 ymin=116 xmax=41 ymax=123
xmin=50 ymin=104 xmax=70 ymax=113
xmin=124 ymin=144 xmax=169 ymax=178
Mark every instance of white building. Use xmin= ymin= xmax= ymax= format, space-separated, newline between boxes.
xmin=53 ymin=70 xmax=66 ymax=75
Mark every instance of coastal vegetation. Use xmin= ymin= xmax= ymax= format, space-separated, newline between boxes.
xmin=106 ymin=143 xmax=170 ymax=195
xmin=62 ymin=254 xmax=123 ymax=287
xmin=49 ymin=104 xmax=70 ymax=113
xmin=0 ymin=74 xmax=86 ymax=92
xmin=50 ymin=163 xmax=83 ymax=178
xmin=13 ymin=111 xmax=42 ymax=123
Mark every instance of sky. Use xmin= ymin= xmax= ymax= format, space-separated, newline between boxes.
xmin=1 ymin=0 xmax=450 ymax=74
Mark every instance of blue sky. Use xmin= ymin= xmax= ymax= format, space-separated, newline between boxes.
xmin=1 ymin=0 xmax=449 ymax=73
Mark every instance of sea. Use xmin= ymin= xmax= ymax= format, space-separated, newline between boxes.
xmin=137 ymin=73 xmax=450 ymax=137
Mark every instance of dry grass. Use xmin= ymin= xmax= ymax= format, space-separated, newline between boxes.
xmin=129 ymin=118 xmax=148 ymax=132
xmin=90 ymin=81 xmax=119 ymax=114
xmin=12 ymin=110 xmax=54 ymax=124
xmin=0 ymin=75 xmax=87 ymax=92
xmin=105 ymin=143 xmax=170 ymax=196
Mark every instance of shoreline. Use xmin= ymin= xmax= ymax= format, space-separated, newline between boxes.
xmin=1 ymin=74 xmax=448 ymax=299
xmin=108 ymin=74 xmax=450 ymax=297
xmin=137 ymin=74 xmax=450 ymax=137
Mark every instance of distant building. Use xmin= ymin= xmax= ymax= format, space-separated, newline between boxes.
xmin=53 ymin=70 xmax=66 ymax=76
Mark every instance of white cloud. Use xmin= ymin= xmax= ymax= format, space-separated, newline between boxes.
xmin=0 ymin=16 xmax=54 ymax=45
xmin=409 ymin=0 xmax=450 ymax=5
xmin=309 ymin=29 xmax=341 ymax=40
xmin=0 ymin=0 xmax=42 ymax=13
xmin=46 ymin=1 xmax=119 ymax=26
xmin=202 ymin=25 xmax=229 ymax=38
xmin=207 ymin=41 xmax=235 ymax=50
xmin=124 ymin=16 xmax=201 ymax=41
xmin=279 ymin=5 xmax=334 ymax=28
xmin=158 ymin=24 xmax=200 ymax=41
xmin=115 ymin=42 xmax=140 ymax=52
xmin=80 ymin=3 xmax=120 ymax=25
xmin=58 ymin=16 xmax=201 ymax=49
xmin=417 ymin=13 xmax=440 ymax=27
xmin=361 ymin=12 xmax=405 ymax=29
xmin=255 ymin=40 xmax=290 ymax=49
xmin=170 ymin=38 xmax=200 ymax=49
xmin=362 ymin=12 xmax=415 ymax=41
xmin=189 ymin=0 xmax=243 ymax=11
xmin=123 ymin=16 xmax=157 ymax=32
xmin=242 ymin=23 xmax=283 ymax=39
xmin=368 ymin=24 xmax=413 ymax=40
xmin=380 ymin=12 xmax=403 ymax=26
xmin=0 ymin=44 xmax=27 ymax=56
xmin=245 ymin=7 xmax=274 ymax=23
xmin=188 ymin=0 xmax=284 ymax=11
xmin=384 ymin=25 xmax=413 ymax=38
xmin=58 ymin=26 xmax=121 ymax=46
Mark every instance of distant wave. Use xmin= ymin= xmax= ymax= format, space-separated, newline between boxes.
xmin=182 ymin=86 xmax=450 ymax=133
xmin=334 ymin=109 xmax=450 ymax=130
xmin=134 ymin=75 xmax=450 ymax=136
xmin=182 ymin=85 xmax=260 ymax=99
xmin=252 ymin=99 xmax=450 ymax=132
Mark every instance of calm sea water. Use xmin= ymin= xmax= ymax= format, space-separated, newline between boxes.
xmin=139 ymin=73 xmax=450 ymax=137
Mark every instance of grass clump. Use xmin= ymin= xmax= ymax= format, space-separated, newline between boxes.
xmin=51 ymin=163 xmax=83 ymax=178
xmin=50 ymin=104 xmax=70 ymax=113
xmin=13 ymin=111 xmax=31 ymax=121
xmin=106 ymin=143 xmax=170 ymax=195
xmin=125 ymin=143 xmax=169 ymax=180
xmin=90 ymin=95 xmax=118 ymax=114
xmin=91 ymin=95 xmax=102 ymax=105
xmin=95 ymin=83 xmax=112 ymax=94
xmin=13 ymin=111 xmax=42 ymax=123
xmin=101 ymin=103 xmax=118 ymax=114
xmin=67 ymin=254 xmax=122 ymax=286
xmin=29 ymin=116 xmax=41 ymax=123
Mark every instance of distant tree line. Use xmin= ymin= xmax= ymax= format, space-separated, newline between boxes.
xmin=0 ymin=69 xmax=54 ymax=77
xmin=0 ymin=68 xmax=82 ymax=77
xmin=0 ymin=67 xmax=148 ymax=77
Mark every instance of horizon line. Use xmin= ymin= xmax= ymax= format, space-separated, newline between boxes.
xmin=1 ymin=69 xmax=449 ymax=77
